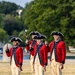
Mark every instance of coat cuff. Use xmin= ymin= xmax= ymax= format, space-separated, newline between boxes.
xmin=29 ymin=48 xmax=33 ymax=51
xmin=62 ymin=61 xmax=65 ymax=64
xmin=5 ymin=49 xmax=9 ymax=53
xmin=20 ymin=63 xmax=22 ymax=66
xmin=44 ymin=63 xmax=47 ymax=66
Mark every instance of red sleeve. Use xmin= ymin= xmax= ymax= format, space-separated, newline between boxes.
xmin=43 ymin=45 xmax=48 ymax=66
xmin=25 ymin=45 xmax=29 ymax=51
xmin=25 ymin=40 xmax=32 ymax=51
xmin=6 ymin=48 xmax=12 ymax=57
xmin=19 ymin=47 xmax=23 ymax=66
xmin=61 ymin=42 xmax=66 ymax=64
xmin=47 ymin=45 xmax=50 ymax=53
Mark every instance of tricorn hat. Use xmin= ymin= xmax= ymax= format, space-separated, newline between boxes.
xmin=50 ymin=31 xmax=64 ymax=37
xmin=29 ymin=31 xmax=40 ymax=36
xmin=10 ymin=37 xmax=23 ymax=42
xmin=34 ymin=34 xmax=47 ymax=39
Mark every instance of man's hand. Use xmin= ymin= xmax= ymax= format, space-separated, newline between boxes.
xmin=44 ymin=65 xmax=46 ymax=71
xmin=5 ymin=44 xmax=9 ymax=51
xmin=60 ymin=63 xmax=64 ymax=69
xmin=19 ymin=65 xmax=22 ymax=71
xmin=25 ymin=39 xmax=29 ymax=44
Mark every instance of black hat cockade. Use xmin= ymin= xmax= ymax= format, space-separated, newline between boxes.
xmin=10 ymin=37 xmax=23 ymax=42
xmin=50 ymin=31 xmax=64 ymax=37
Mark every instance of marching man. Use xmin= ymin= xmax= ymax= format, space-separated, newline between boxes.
xmin=25 ymin=31 xmax=40 ymax=74
xmin=5 ymin=37 xmax=23 ymax=75
xmin=49 ymin=31 xmax=66 ymax=75
xmin=33 ymin=34 xmax=48 ymax=75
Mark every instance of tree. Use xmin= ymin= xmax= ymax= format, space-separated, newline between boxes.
xmin=3 ymin=15 xmax=24 ymax=35
xmin=18 ymin=30 xmax=28 ymax=47
xmin=0 ymin=28 xmax=7 ymax=42
xmin=22 ymin=0 xmax=75 ymax=46
xmin=0 ymin=13 xmax=5 ymax=28
xmin=0 ymin=1 xmax=22 ymax=15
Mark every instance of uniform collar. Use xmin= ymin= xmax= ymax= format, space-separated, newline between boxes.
xmin=54 ymin=38 xmax=61 ymax=43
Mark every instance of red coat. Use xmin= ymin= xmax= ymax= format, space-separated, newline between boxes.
xmin=34 ymin=43 xmax=48 ymax=66
xmin=49 ymin=41 xmax=66 ymax=64
xmin=6 ymin=46 xmax=23 ymax=67
xmin=25 ymin=40 xmax=36 ymax=56
xmin=45 ymin=45 xmax=50 ymax=53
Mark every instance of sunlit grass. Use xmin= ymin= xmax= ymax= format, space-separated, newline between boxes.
xmin=0 ymin=61 xmax=75 ymax=75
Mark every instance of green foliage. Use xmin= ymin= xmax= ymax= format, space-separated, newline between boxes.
xmin=0 ymin=1 xmax=22 ymax=15
xmin=18 ymin=30 xmax=27 ymax=47
xmin=18 ymin=30 xmax=26 ymax=41
xmin=0 ymin=28 xmax=7 ymax=42
xmin=0 ymin=13 xmax=5 ymax=28
xmin=22 ymin=0 xmax=75 ymax=46
xmin=0 ymin=1 xmax=26 ymax=43
xmin=3 ymin=15 xmax=24 ymax=35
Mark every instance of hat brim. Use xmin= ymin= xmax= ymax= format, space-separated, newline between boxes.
xmin=29 ymin=31 xmax=36 ymax=36
xmin=10 ymin=37 xmax=22 ymax=42
xmin=51 ymin=32 xmax=64 ymax=37
xmin=34 ymin=35 xmax=46 ymax=39
xmin=30 ymin=33 xmax=36 ymax=36
xmin=29 ymin=31 xmax=40 ymax=36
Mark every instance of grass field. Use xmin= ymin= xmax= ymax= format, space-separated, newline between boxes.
xmin=0 ymin=61 xmax=75 ymax=75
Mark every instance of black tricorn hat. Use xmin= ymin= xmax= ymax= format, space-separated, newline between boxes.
xmin=10 ymin=37 xmax=23 ymax=42
xmin=29 ymin=31 xmax=40 ymax=36
xmin=50 ymin=31 xmax=64 ymax=37
xmin=34 ymin=34 xmax=47 ymax=39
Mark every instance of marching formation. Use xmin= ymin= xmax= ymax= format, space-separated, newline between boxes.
xmin=5 ymin=31 xmax=66 ymax=75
